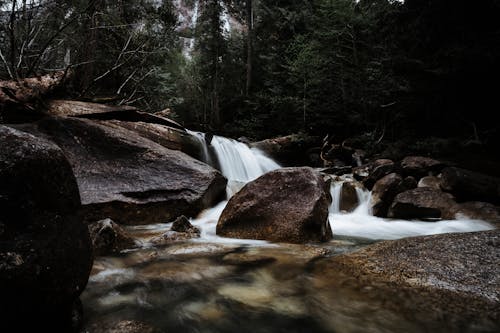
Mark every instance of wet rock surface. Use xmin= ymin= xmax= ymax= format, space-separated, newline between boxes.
xmin=102 ymin=120 xmax=205 ymax=162
xmin=0 ymin=125 xmax=92 ymax=330
xmin=363 ymin=159 xmax=395 ymax=190
xmin=417 ymin=175 xmax=441 ymax=190
xmin=217 ymin=167 xmax=332 ymax=243
xmin=339 ymin=181 xmax=359 ymax=212
xmin=400 ymin=156 xmax=444 ymax=178
xmin=16 ymin=117 xmax=227 ymax=225
xmin=150 ymin=215 xmax=201 ymax=244
xmin=319 ymin=230 xmax=500 ymax=328
xmin=452 ymin=201 xmax=500 ymax=224
xmin=371 ymin=173 xmax=403 ymax=217
xmin=388 ymin=187 xmax=457 ymax=219
xmin=89 ymin=219 xmax=136 ymax=256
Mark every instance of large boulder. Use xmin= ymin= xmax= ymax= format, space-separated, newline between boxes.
xmin=16 ymin=117 xmax=227 ymax=225
xmin=440 ymin=167 xmax=500 ymax=204
xmin=217 ymin=167 xmax=332 ymax=243
xmin=251 ymin=134 xmax=320 ymax=166
xmin=45 ymin=99 xmax=185 ymax=130
xmin=417 ymin=175 xmax=441 ymax=190
xmin=371 ymin=173 xmax=417 ymax=217
xmin=98 ymin=120 xmax=209 ymax=164
xmin=45 ymin=100 xmax=210 ymax=162
xmin=371 ymin=173 xmax=403 ymax=217
xmin=317 ymin=230 xmax=500 ymax=328
xmin=400 ymin=156 xmax=444 ymax=178
xmin=388 ymin=187 xmax=457 ymax=220
xmin=0 ymin=125 xmax=93 ymax=330
xmin=363 ymin=159 xmax=395 ymax=190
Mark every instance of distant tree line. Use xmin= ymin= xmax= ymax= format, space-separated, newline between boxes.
xmin=1 ymin=0 xmax=499 ymax=147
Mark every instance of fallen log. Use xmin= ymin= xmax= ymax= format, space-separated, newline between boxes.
xmin=0 ymin=71 xmax=69 ymax=105
xmin=0 ymin=70 xmax=70 ymax=123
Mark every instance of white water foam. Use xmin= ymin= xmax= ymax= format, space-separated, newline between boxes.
xmin=186 ymin=129 xmax=211 ymax=165
xmin=187 ymin=133 xmax=280 ymax=244
xmin=185 ymin=132 xmax=495 ymax=242
xmin=210 ymin=135 xmax=280 ymax=183
xmin=328 ymin=182 xmax=494 ymax=240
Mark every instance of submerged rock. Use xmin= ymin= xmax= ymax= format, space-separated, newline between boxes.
xmin=388 ymin=187 xmax=457 ymax=220
xmin=150 ymin=215 xmax=201 ymax=244
xmin=17 ymin=117 xmax=227 ymax=225
xmin=0 ymin=125 xmax=92 ymax=330
xmin=89 ymin=218 xmax=136 ymax=256
xmin=320 ymin=230 xmax=500 ymax=328
xmin=452 ymin=201 xmax=500 ymax=224
xmin=339 ymin=181 xmax=359 ymax=212
xmin=217 ymin=167 xmax=332 ymax=243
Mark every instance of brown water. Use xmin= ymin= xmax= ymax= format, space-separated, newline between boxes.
xmin=79 ymin=236 xmax=498 ymax=333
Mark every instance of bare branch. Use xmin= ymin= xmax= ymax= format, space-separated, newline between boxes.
xmin=116 ymin=68 xmax=138 ymax=95
xmin=0 ymin=48 xmax=14 ymax=79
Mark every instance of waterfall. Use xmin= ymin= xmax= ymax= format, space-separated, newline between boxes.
xmin=210 ymin=136 xmax=280 ymax=183
xmin=179 ymin=131 xmax=493 ymax=243
xmin=185 ymin=132 xmax=280 ymax=243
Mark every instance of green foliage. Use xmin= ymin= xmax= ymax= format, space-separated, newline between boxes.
xmin=1 ymin=0 xmax=498 ymax=146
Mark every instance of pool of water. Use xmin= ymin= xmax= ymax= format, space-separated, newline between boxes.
xmin=80 ymin=235 xmax=498 ymax=333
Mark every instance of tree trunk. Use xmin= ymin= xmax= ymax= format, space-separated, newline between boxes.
xmin=80 ymin=0 xmax=101 ymax=92
xmin=9 ymin=0 xmax=18 ymax=79
xmin=0 ymin=70 xmax=70 ymax=106
xmin=245 ymin=0 xmax=253 ymax=96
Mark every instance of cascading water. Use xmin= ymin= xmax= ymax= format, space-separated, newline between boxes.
xmin=186 ymin=132 xmax=280 ymax=243
xmin=328 ymin=180 xmax=493 ymax=240
xmin=210 ymin=136 xmax=280 ymax=184
xmin=186 ymin=129 xmax=211 ymax=165
xmin=329 ymin=182 xmax=343 ymax=214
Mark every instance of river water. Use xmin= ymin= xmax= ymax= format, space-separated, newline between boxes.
xmin=81 ymin=133 xmax=495 ymax=332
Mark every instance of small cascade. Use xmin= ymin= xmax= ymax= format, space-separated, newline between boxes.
xmin=352 ymin=186 xmax=372 ymax=215
xmin=328 ymin=181 xmax=493 ymax=240
xmin=329 ymin=181 xmax=343 ymax=214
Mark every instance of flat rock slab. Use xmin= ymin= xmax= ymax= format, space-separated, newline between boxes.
xmin=319 ymin=230 xmax=500 ymax=327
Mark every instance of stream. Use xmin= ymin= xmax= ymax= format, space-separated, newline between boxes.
xmin=81 ymin=133 xmax=495 ymax=333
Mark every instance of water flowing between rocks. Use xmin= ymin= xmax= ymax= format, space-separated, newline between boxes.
xmin=81 ymin=133 xmax=495 ymax=333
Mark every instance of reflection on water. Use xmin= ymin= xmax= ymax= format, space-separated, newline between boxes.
xmin=80 ymin=239 xmax=498 ymax=333
xmin=81 ymin=135 xmax=497 ymax=332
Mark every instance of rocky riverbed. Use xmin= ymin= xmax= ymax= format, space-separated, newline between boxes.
xmin=1 ymin=100 xmax=499 ymax=332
